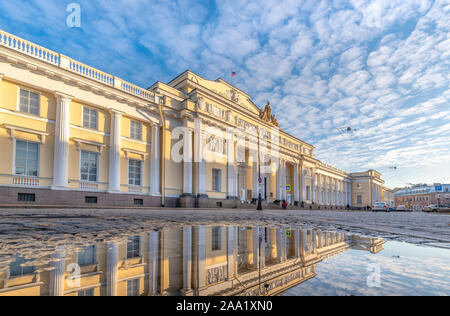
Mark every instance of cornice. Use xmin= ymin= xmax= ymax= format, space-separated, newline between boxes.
xmin=0 ymin=47 xmax=162 ymax=112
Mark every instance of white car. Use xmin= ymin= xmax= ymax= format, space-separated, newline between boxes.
xmin=372 ymin=202 xmax=390 ymax=212
xmin=396 ymin=205 xmax=411 ymax=212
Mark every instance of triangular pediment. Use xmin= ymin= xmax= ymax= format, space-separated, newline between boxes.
xmin=169 ymin=71 xmax=261 ymax=116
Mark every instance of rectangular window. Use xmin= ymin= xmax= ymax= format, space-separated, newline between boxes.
xmin=128 ymin=159 xmax=142 ymax=186
xmin=127 ymin=279 xmax=140 ymax=296
xmin=80 ymin=151 xmax=98 ymax=182
xmin=82 ymin=107 xmax=98 ymax=130
xmin=306 ymin=186 xmax=310 ymax=200
xmin=134 ymin=199 xmax=144 ymax=206
xmin=18 ymin=193 xmax=36 ymax=202
xmin=19 ymin=88 xmax=39 ymax=115
xmin=130 ymin=121 xmax=142 ymax=140
xmin=85 ymin=196 xmax=98 ymax=204
xmin=357 ymin=195 xmax=362 ymax=204
xmin=212 ymin=227 xmax=222 ymax=251
xmin=212 ymin=169 xmax=221 ymax=192
xmin=15 ymin=140 xmax=39 ymax=177
xmin=9 ymin=256 xmax=35 ymax=277
xmin=127 ymin=236 xmax=141 ymax=259
xmin=77 ymin=245 xmax=96 ymax=267
xmin=78 ymin=289 xmax=94 ymax=296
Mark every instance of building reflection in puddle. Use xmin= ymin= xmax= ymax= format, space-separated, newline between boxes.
xmin=0 ymin=226 xmax=384 ymax=296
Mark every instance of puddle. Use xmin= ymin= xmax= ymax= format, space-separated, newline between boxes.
xmin=0 ymin=225 xmax=448 ymax=296
xmin=284 ymin=241 xmax=450 ymax=296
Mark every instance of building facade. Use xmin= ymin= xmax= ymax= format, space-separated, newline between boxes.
xmin=394 ymin=184 xmax=450 ymax=211
xmin=0 ymin=225 xmax=384 ymax=296
xmin=0 ymin=30 xmax=388 ymax=209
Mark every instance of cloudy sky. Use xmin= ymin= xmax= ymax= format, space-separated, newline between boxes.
xmin=1 ymin=0 xmax=449 ymax=188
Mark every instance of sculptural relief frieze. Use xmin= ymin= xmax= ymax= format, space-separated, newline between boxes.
xmin=197 ymin=98 xmax=233 ymax=123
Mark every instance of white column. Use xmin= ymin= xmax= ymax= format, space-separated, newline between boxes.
xmin=183 ymin=128 xmax=193 ymax=195
xmin=52 ymin=93 xmax=71 ymax=189
xmin=148 ymin=231 xmax=159 ymax=295
xmin=300 ymin=165 xmax=305 ymax=203
xmin=108 ymin=111 xmax=122 ymax=193
xmin=252 ymin=156 xmax=258 ymax=199
xmin=336 ymin=181 xmax=339 ymax=206
xmin=281 ymin=160 xmax=286 ymax=200
xmin=260 ymin=228 xmax=265 ymax=269
xmin=252 ymin=228 xmax=260 ymax=269
xmin=348 ymin=182 xmax=352 ymax=207
xmin=312 ymin=170 xmax=316 ymax=203
xmin=233 ymin=147 xmax=238 ymax=199
xmin=49 ymin=246 xmax=65 ymax=296
xmin=194 ymin=119 xmax=206 ymax=196
xmin=182 ymin=226 xmax=192 ymax=293
xmin=194 ymin=226 xmax=206 ymax=289
xmin=150 ymin=125 xmax=161 ymax=196
xmin=227 ymin=227 xmax=236 ymax=279
xmin=106 ymin=242 xmax=119 ymax=296
xmin=317 ymin=175 xmax=321 ymax=205
xmin=226 ymin=137 xmax=236 ymax=198
xmin=343 ymin=181 xmax=347 ymax=206
xmin=293 ymin=163 xmax=299 ymax=203
xmin=276 ymin=158 xmax=282 ymax=201
xmin=301 ymin=230 xmax=308 ymax=254
xmin=294 ymin=228 xmax=300 ymax=258
xmin=371 ymin=182 xmax=375 ymax=204
xmin=334 ymin=179 xmax=338 ymax=206
xmin=276 ymin=229 xmax=284 ymax=262
xmin=328 ymin=177 xmax=332 ymax=205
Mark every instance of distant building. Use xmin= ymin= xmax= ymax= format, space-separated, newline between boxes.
xmin=394 ymin=184 xmax=450 ymax=211
xmin=350 ymin=170 xmax=389 ymax=209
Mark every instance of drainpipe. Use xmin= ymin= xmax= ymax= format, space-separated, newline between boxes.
xmin=158 ymin=95 xmax=166 ymax=207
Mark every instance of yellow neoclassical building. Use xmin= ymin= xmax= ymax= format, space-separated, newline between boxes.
xmin=0 ymin=29 xmax=388 ymax=209
xmin=0 ymin=225 xmax=384 ymax=296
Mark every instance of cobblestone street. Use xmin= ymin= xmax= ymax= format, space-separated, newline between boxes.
xmin=1 ymin=208 xmax=449 ymax=249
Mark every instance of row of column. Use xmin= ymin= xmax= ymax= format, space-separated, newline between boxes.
xmin=371 ymin=182 xmax=383 ymax=203
xmin=311 ymin=175 xmax=352 ymax=207
xmin=183 ymin=119 xmax=238 ymax=198
xmin=51 ymin=92 xmax=161 ymax=195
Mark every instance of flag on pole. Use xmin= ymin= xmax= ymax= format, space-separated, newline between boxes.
xmin=231 ymin=71 xmax=236 ymax=77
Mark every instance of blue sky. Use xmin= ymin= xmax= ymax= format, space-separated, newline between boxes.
xmin=0 ymin=0 xmax=449 ymax=188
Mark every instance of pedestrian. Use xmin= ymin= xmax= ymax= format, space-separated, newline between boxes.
xmin=282 ymin=200 xmax=287 ymax=209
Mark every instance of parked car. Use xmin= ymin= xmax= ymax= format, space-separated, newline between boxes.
xmin=372 ymin=202 xmax=390 ymax=212
xmin=396 ymin=205 xmax=412 ymax=212
xmin=423 ymin=204 xmax=450 ymax=213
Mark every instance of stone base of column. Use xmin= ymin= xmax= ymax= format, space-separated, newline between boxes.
xmin=50 ymin=185 xmax=69 ymax=191
xmin=107 ymin=189 xmax=122 ymax=194
xmin=149 ymin=192 xmax=161 ymax=197
xmin=179 ymin=193 xmax=196 ymax=208
xmin=196 ymin=194 xmax=208 ymax=208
